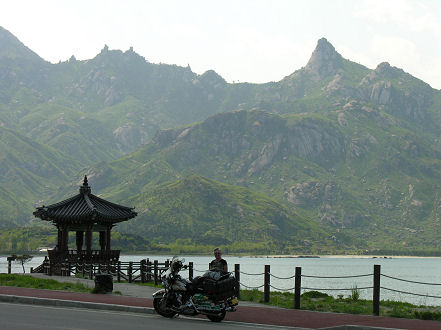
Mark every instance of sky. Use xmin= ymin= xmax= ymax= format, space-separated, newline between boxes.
xmin=1 ymin=0 xmax=441 ymax=89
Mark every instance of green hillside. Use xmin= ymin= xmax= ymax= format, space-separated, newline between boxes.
xmin=0 ymin=126 xmax=79 ymax=226
xmin=116 ymin=174 xmax=347 ymax=254
xmin=87 ymin=107 xmax=441 ymax=254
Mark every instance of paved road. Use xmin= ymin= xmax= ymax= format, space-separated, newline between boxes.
xmin=0 ymin=302 xmax=300 ymax=330
xmin=4 ymin=274 xmax=441 ymax=329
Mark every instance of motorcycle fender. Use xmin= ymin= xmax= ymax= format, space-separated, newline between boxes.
xmin=152 ymin=289 xmax=166 ymax=298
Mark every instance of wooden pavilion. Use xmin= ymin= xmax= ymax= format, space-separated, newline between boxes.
xmin=33 ymin=176 xmax=137 ymax=269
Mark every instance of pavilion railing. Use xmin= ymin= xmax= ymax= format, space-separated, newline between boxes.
xmin=47 ymin=249 xmax=121 ymax=263
xmin=36 ymin=258 xmax=173 ymax=285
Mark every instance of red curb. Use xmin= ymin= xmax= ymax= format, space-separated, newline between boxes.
xmin=1 ymin=286 xmax=441 ymax=329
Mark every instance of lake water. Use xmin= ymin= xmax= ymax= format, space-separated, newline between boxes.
xmin=2 ymin=254 xmax=441 ymax=306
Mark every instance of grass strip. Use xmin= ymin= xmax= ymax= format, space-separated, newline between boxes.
xmin=0 ymin=274 xmax=92 ymax=293
xmin=240 ymin=289 xmax=441 ymax=321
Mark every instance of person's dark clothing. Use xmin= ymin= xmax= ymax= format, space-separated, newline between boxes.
xmin=209 ymin=258 xmax=227 ymax=272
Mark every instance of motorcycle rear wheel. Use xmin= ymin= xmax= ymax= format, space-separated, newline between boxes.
xmin=206 ymin=310 xmax=226 ymax=322
xmin=153 ymin=297 xmax=177 ymax=318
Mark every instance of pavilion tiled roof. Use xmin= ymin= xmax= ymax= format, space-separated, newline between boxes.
xmin=33 ymin=176 xmax=137 ymax=224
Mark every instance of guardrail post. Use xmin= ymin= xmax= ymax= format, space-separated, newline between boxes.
xmin=147 ymin=260 xmax=152 ymax=281
xmin=189 ymin=262 xmax=193 ymax=281
xmin=264 ymin=265 xmax=270 ymax=303
xmin=235 ymin=264 xmax=240 ymax=299
xmin=128 ymin=261 xmax=133 ymax=283
xmin=373 ymin=264 xmax=381 ymax=316
xmin=7 ymin=258 xmax=12 ymax=274
xmin=117 ymin=261 xmax=121 ymax=282
xmin=89 ymin=263 xmax=93 ymax=279
xmin=141 ymin=259 xmax=146 ymax=283
xmin=154 ymin=260 xmax=159 ymax=286
xmin=294 ymin=267 xmax=301 ymax=309
xmin=68 ymin=262 xmax=71 ymax=276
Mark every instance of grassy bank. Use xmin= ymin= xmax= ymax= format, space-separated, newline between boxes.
xmin=240 ymin=289 xmax=441 ymax=321
xmin=0 ymin=274 xmax=92 ymax=293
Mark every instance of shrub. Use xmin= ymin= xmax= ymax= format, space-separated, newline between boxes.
xmin=350 ymin=285 xmax=360 ymax=302
xmin=302 ymin=290 xmax=330 ymax=298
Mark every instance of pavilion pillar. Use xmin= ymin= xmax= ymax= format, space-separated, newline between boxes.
xmin=106 ymin=225 xmax=112 ymax=252
xmin=85 ymin=226 xmax=92 ymax=254
xmin=57 ymin=226 xmax=62 ymax=251
xmin=76 ymin=231 xmax=84 ymax=252
xmin=62 ymin=225 xmax=69 ymax=253
xmin=99 ymin=231 xmax=106 ymax=251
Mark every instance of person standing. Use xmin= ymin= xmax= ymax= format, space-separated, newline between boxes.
xmin=209 ymin=248 xmax=228 ymax=273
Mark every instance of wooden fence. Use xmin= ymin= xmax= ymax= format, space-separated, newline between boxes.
xmin=233 ymin=264 xmax=441 ymax=316
xmin=30 ymin=258 xmax=194 ymax=285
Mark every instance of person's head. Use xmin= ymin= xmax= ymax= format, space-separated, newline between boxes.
xmin=214 ymin=248 xmax=222 ymax=259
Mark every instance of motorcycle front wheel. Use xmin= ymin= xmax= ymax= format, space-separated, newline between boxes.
xmin=206 ymin=310 xmax=226 ymax=322
xmin=153 ymin=296 xmax=177 ymax=318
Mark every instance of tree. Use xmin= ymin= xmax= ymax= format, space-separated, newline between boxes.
xmin=11 ymin=254 xmax=33 ymax=273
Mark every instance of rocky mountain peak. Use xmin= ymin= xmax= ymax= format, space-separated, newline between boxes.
xmin=375 ymin=62 xmax=391 ymax=73
xmin=0 ymin=26 xmax=43 ymax=62
xmin=305 ymin=38 xmax=343 ymax=80
xmin=373 ymin=62 xmax=406 ymax=80
xmin=198 ymin=69 xmax=227 ymax=85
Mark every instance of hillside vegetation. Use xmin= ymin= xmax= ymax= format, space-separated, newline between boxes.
xmin=0 ymin=26 xmax=440 ymax=254
xmin=116 ymin=175 xmax=349 ymax=254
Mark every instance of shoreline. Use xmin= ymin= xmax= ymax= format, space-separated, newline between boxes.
xmin=2 ymin=252 xmax=441 ymax=259
xmin=240 ymin=254 xmax=441 ymax=259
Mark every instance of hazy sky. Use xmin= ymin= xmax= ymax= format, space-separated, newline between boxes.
xmin=1 ymin=0 xmax=441 ymax=89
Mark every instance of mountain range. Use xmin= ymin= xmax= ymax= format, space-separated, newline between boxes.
xmin=0 ymin=26 xmax=440 ymax=254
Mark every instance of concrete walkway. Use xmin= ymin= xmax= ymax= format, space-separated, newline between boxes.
xmin=28 ymin=273 xmax=158 ymax=298
xmin=1 ymin=274 xmax=441 ymax=329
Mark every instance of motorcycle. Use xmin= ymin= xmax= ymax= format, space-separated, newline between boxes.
xmin=153 ymin=256 xmax=239 ymax=322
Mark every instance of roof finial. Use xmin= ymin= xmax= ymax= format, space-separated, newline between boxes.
xmin=80 ymin=175 xmax=91 ymax=194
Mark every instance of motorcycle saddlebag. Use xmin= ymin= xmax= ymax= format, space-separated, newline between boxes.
xmin=203 ymin=276 xmax=237 ymax=301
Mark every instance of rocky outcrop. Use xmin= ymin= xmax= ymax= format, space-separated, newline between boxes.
xmin=285 ymin=180 xmax=368 ymax=228
xmin=152 ymin=110 xmax=347 ymax=176
xmin=285 ymin=118 xmax=345 ymax=166
xmin=113 ymin=125 xmax=142 ymax=153
xmin=358 ymin=62 xmax=433 ymax=124
xmin=247 ymin=135 xmax=283 ymax=175
xmin=77 ymin=69 xmax=122 ymax=105
xmin=304 ymin=38 xmax=343 ymax=81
